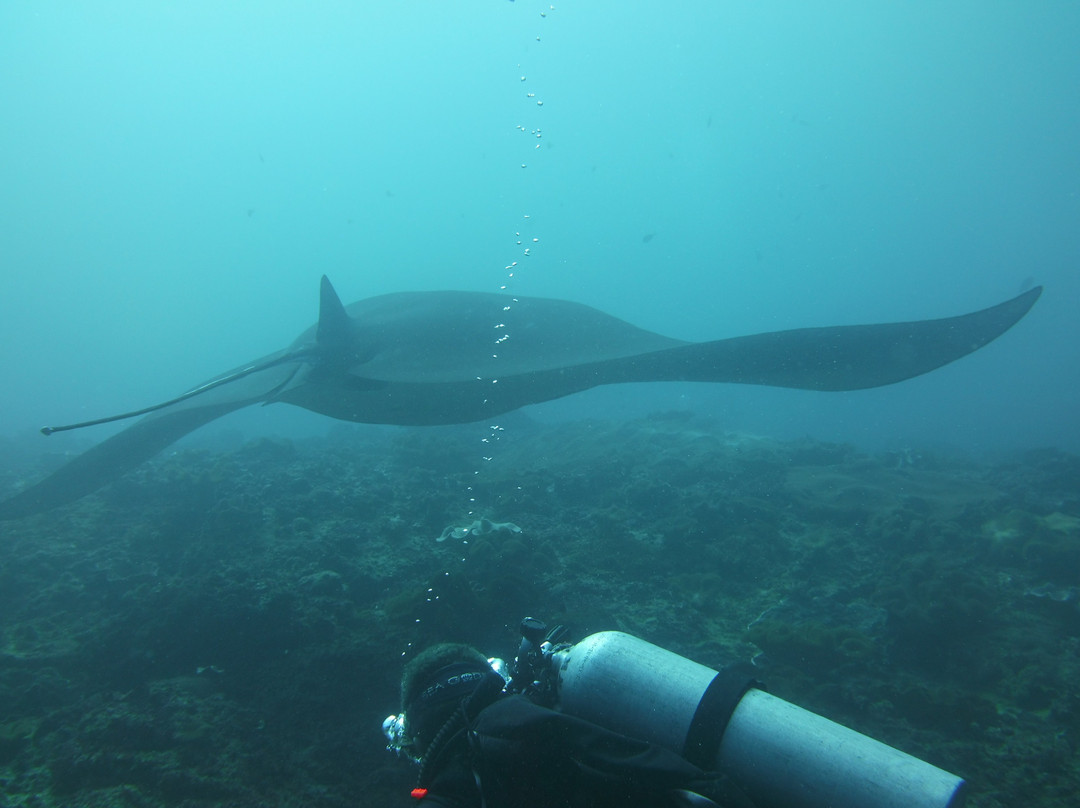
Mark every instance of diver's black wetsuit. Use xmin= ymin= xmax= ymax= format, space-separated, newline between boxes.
xmin=411 ymin=695 xmax=750 ymax=808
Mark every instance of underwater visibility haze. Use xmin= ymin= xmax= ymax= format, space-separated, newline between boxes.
xmin=0 ymin=2 xmax=1078 ymax=807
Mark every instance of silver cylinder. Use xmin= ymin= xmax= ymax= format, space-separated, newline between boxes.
xmin=555 ymin=630 xmax=717 ymax=753
xmin=719 ymin=688 xmax=966 ymax=808
xmin=552 ymin=631 xmax=966 ymax=808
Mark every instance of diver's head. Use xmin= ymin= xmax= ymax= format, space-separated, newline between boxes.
xmin=396 ymin=643 xmax=505 ymax=755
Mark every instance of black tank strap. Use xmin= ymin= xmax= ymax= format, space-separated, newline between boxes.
xmin=683 ymin=664 xmax=763 ymax=770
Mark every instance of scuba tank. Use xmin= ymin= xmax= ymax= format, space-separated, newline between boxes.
xmin=549 ymin=629 xmax=966 ymax=808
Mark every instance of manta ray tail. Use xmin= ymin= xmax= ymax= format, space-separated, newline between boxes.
xmin=1 ymin=347 xmax=306 ymax=521
xmin=0 ymin=279 xmax=337 ymax=521
xmin=39 ymin=352 xmax=306 ymax=437
xmin=37 ymin=282 xmax=346 ymax=438
xmin=0 ymin=398 xmax=263 ymax=521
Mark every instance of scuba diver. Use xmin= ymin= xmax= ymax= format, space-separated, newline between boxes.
xmin=384 ymin=618 xmax=968 ymax=808
xmin=387 ymin=641 xmax=747 ymax=808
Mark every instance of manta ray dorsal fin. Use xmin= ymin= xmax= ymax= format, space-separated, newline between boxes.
xmin=317 ymin=275 xmax=351 ymax=347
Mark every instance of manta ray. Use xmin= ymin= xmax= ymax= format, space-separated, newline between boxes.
xmin=0 ymin=277 xmax=1041 ymax=520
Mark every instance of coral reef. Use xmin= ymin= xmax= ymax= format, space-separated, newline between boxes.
xmin=0 ymin=414 xmax=1076 ymax=807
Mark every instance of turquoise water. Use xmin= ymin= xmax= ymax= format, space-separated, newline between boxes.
xmin=1 ymin=7 xmax=1079 ymax=805
xmin=1 ymin=1 xmax=1077 ymax=454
